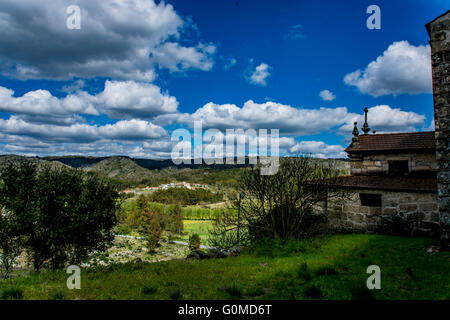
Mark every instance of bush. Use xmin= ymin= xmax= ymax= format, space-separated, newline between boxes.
xmin=296 ymin=262 xmax=312 ymax=281
xmin=115 ymin=224 xmax=132 ymax=236
xmin=170 ymin=288 xmax=182 ymax=300
xmin=210 ymin=157 xmax=346 ymax=245
xmin=1 ymin=286 xmax=23 ymax=300
xmin=142 ymin=285 xmax=157 ymax=295
xmin=188 ymin=234 xmax=201 ymax=251
xmin=0 ymin=159 xmax=119 ymax=270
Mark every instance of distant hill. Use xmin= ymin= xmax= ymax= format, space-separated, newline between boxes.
xmin=43 ymin=155 xmax=247 ymax=170
xmin=43 ymin=155 xmax=112 ymax=168
xmin=84 ymin=156 xmax=156 ymax=183
xmin=0 ymin=154 xmax=69 ymax=170
xmin=1 ymin=154 xmax=350 ymax=187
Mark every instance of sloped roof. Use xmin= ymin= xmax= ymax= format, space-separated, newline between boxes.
xmin=332 ymin=175 xmax=437 ymax=193
xmin=345 ymin=131 xmax=435 ymax=154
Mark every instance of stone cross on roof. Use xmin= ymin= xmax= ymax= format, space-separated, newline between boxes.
xmin=361 ymin=107 xmax=371 ymax=135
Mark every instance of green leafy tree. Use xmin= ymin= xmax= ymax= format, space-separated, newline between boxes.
xmin=0 ymin=159 xmax=119 ymax=271
xmin=0 ymin=207 xmax=23 ymax=278
xmin=138 ymin=210 xmax=163 ymax=252
xmin=189 ymin=233 xmax=201 ymax=251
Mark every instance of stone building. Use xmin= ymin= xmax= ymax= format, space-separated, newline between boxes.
xmin=426 ymin=10 xmax=450 ymax=249
xmin=316 ymin=11 xmax=450 ymax=241
xmin=321 ymin=109 xmax=439 ymax=237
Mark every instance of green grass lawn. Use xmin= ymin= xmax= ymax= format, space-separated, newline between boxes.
xmin=1 ymin=234 xmax=448 ymax=300
xmin=180 ymin=220 xmax=214 ymax=242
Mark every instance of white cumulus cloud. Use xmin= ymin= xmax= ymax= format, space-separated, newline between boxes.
xmin=0 ymin=0 xmax=215 ymax=81
xmin=249 ymin=63 xmax=271 ymax=86
xmin=344 ymin=41 xmax=432 ymax=97
xmin=0 ymin=81 xmax=179 ymax=123
xmin=319 ymin=90 xmax=336 ymax=101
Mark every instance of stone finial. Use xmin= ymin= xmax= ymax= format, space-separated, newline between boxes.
xmin=352 ymin=122 xmax=359 ymax=137
xmin=361 ymin=107 xmax=371 ymax=135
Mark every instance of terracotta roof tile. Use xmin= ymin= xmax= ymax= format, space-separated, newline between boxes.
xmin=345 ymin=131 xmax=435 ymax=153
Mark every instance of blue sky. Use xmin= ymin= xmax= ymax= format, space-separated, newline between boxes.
xmin=0 ymin=0 xmax=447 ymax=159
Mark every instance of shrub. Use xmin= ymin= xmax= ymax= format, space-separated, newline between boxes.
xmin=115 ymin=225 xmax=132 ymax=236
xmin=210 ymin=157 xmax=346 ymax=245
xmin=1 ymin=286 xmax=23 ymax=300
xmin=188 ymin=234 xmax=201 ymax=251
xmin=142 ymin=285 xmax=157 ymax=295
xmin=170 ymin=288 xmax=182 ymax=300
xmin=296 ymin=262 xmax=312 ymax=281
xmin=305 ymin=286 xmax=323 ymax=299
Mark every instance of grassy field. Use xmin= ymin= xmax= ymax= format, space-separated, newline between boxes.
xmin=180 ymin=220 xmax=214 ymax=242
xmin=1 ymin=234 xmax=448 ymax=300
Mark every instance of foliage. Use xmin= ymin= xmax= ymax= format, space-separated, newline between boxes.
xmin=137 ymin=210 xmax=163 ymax=252
xmin=167 ymin=204 xmax=184 ymax=235
xmin=208 ymin=212 xmax=244 ymax=250
xmin=142 ymin=285 xmax=157 ymax=295
xmin=169 ymin=288 xmax=182 ymax=300
xmin=210 ymin=157 xmax=347 ymax=247
xmin=188 ymin=234 xmax=201 ymax=251
xmin=0 ymin=208 xmax=23 ymax=279
xmin=296 ymin=262 xmax=312 ymax=281
xmin=1 ymin=286 xmax=23 ymax=300
xmin=126 ymin=195 xmax=185 ymax=250
xmin=181 ymin=206 xmax=225 ymax=220
xmin=119 ymin=197 xmax=186 ymax=238
xmin=0 ymin=159 xmax=119 ymax=271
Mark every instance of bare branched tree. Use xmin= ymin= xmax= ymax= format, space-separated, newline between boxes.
xmin=209 ymin=156 xmax=348 ymax=248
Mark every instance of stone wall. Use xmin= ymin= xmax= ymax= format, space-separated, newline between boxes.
xmin=318 ymin=189 xmax=439 ymax=237
xmin=350 ymin=153 xmax=436 ymax=175
xmin=428 ymin=11 xmax=450 ymax=248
